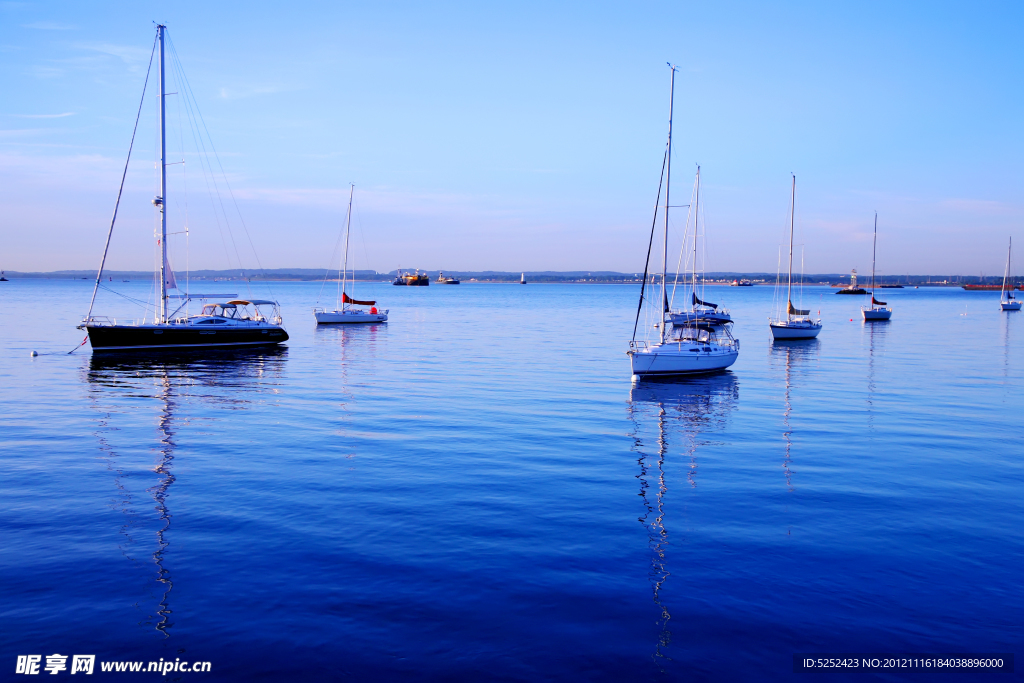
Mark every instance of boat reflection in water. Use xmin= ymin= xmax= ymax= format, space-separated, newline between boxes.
xmin=627 ymin=373 xmax=738 ymax=666
xmin=768 ymin=340 xmax=819 ymax=492
xmin=85 ymin=348 xmax=287 ymax=637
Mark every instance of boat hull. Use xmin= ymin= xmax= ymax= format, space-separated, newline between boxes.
xmin=769 ymin=321 xmax=822 ymax=340
xmin=862 ymin=308 xmax=892 ymax=321
xmin=628 ymin=344 xmax=738 ymax=377
xmin=1001 ymin=301 xmax=1022 ymax=311
xmin=314 ymin=310 xmax=388 ymax=324
xmin=87 ymin=324 xmax=288 ymax=351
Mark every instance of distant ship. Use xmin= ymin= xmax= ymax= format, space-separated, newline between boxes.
xmin=0 ymin=271 xmax=7 ymax=282
xmin=730 ymin=279 xmax=753 ymax=286
xmin=436 ymin=271 xmax=460 ymax=284
xmin=393 ymin=270 xmax=429 ymax=286
xmin=962 ymin=284 xmax=1004 ymax=291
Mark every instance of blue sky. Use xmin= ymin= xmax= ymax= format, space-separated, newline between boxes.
xmin=1 ymin=1 xmax=1022 ymax=275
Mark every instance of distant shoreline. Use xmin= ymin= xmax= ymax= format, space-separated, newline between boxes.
xmin=0 ymin=269 xmax=995 ymax=287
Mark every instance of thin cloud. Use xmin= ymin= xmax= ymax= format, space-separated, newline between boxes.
xmin=73 ymin=42 xmax=151 ymax=66
xmin=939 ymin=198 xmax=1018 ymax=216
xmin=13 ymin=112 xmax=76 ymax=119
xmin=22 ymin=21 xmax=76 ymax=30
xmin=218 ymin=85 xmax=296 ymax=100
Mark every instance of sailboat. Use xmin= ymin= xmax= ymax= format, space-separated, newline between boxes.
xmin=78 ymin=25 xmax=288 ymax=351
xmin=1001 ymin=237 xmax=1021 ymax=311
xmin=769 ymin=175 xmax=822 ymax=340
xmin=627 ymin=65 xmax=739 ymax=379
xmin=313 ymin=185 xmax=388 ymax=324
xmin=861 ymin=213 xmax=892 ymax=321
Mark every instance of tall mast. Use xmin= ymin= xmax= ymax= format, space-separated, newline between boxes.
xmin=870 ymin=212 xmax=878 ymax=302
xmin=786 ymin=174 xmax=796 ymax=320
xmin=341 ymin=184 xmax=354 ymax=309
xmin=1003 ymin=237 xmax=1012 ymax=299
xmin=661 ymin=64 xmax=676 ymax=343
xmin=692 ymin=165 xmax=700 ymax=310
xmin=157 ymin=24 xmax=168 ymax=324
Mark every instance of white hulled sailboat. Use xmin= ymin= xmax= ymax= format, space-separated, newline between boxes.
xmin=769 ymin=175 xmax=822 ymax=340
xmin=627 ymin=65 xmax=739 ymax=379
xmin=861 ymin=212 xmax=893 ymax=321
xmin=1001 ymin=237 xmax=1021 ymax=311
xmin=313 ymin=185 xmax=388 ymax=324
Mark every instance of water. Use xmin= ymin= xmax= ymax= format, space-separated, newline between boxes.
xmin=1 ymin=280 xmax=1021 ymax=680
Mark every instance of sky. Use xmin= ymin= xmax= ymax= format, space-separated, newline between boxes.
xmin=1 ymin=0 xmax=1023 ymax=276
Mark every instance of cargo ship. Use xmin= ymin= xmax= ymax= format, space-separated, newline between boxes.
xmin=393 ymin=269 xmax=430 ymax=286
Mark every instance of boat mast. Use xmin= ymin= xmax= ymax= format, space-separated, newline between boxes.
xmin=662 ymin=64 xmax=676 ymax=343
xmin=692 ymin=165 xmax=700 ymax=310
xmin=786 ymin=174 xmax=796 ymax=320
xmin=870 ymin=211 xmax=878 ymax=306
xmin=1002 ymin=237 xmax=1012 ymax=301
xmin=341 ymin=184 xmax=354 ymax=310
xmin=157 ymin=24 xmax=168 ymax=324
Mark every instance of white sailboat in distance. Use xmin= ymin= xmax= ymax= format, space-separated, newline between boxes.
xmin=1001 ymin=237 xmax=1021 ymax=311
xmin=313 ymin=185 xmax=388 ymax=324
xmin=627 ymin=64 xmax=739 ymax=379
xmin=861 ymin=212 xmax=893 ymax=321
xmin=769 ymin=174 xmax=822 ymax=340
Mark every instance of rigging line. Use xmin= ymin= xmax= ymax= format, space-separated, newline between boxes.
xmin=167 ymin=33 xmax=272 ymax=302
xmin=670 ymin=172 xmax=698 ymax=309
xmin=632 ymin=148 xmax=668 ymax=342
xmin=97 ymin=283 xmax=159 ymax=310
xmin=166 ymin=38 xmax=248 ymax=295
xmin=85 ymin=33 xmax=157 ymax=322
xmin=167 ymin=38 xmax=239 ymax=288
xmin=169 ymin=57 xmax=192 ymax=306
xmin=316 ymin=187 xmax=350 ymax=306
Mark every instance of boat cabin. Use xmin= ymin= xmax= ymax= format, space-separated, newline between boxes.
xmin=196 ymin=300 xmax=281 ymax=324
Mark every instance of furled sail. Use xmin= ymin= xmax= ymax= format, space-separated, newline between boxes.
xmin=343 ymin=292 xmax=375 ymax=306
xmin=163 ymin=253 xmax=177 ymax=290
xmin=692 ymin=292 xmax=718 ymax=309
xmin=871 ymin=296 xmax=886 ymax=306
xmin=787 ymin=300 xmax=810 ymax=316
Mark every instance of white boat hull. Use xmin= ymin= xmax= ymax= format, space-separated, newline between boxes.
xmin=769 ymin=320 xmax=822 ymax=340
xmin=1002 ymin=301 xmax=1022 ymax=311
xmin=862 ymin=307 xmax=892 ymax=321
xmin=314 ymin=309 xmax=388 ymax=324
xmin=628 ymin=342 xmax=738 ymax=377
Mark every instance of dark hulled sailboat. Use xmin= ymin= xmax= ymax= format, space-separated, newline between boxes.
xmin=78 ymin=25 xmax=288 ymax=352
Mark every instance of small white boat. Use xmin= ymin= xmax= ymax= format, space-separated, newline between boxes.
xmin=628 ymin=67 xmax=739 ymax=379
xmin=1000 ymin=237 xmax=1021 ymax=311
xmin=313 ymin=185 xmax=388 ymax=325
xmin=770 ymin=175 xmax=821 ymax=340
xmin=861 ymin=213 xmax=893 ymax=321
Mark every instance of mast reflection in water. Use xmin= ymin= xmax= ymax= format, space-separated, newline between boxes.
xmin=627 ymin=374 xmax=738 ymax=667
xmin=85 ymin=348 xmax=287 ymax=637
xmin=768 ymin=340 xmax=819 ymax=492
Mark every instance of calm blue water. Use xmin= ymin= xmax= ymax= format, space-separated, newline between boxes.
xmin=1 ymin=280 xmax=1021 ymax=681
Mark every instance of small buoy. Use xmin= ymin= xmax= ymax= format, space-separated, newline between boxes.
xmin=30 ymin=350 xmax=38 ymax=357
xmin=850 ymin=318 xmax=853 ymax=321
